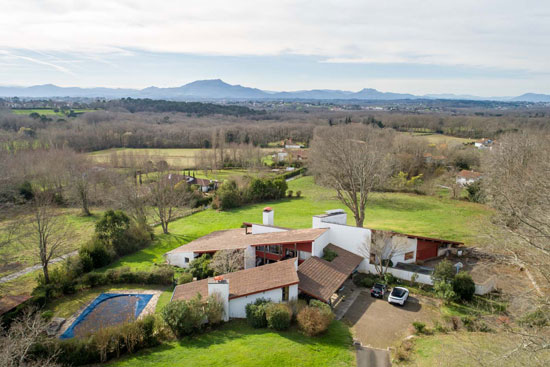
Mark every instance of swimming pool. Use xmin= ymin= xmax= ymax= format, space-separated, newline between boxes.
xmin=60 ymin=293 xmax=153 ymax=339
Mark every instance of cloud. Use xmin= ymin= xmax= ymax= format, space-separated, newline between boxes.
xmin=1 ymin=0 xmax=549 ymax=72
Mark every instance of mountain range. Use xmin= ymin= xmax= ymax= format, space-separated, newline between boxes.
xmin=0 ymin=79 xmax=549 ymax=102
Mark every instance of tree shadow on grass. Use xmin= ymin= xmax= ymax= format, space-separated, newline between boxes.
xmin=369 ymin=194 xmax=440 ymax=212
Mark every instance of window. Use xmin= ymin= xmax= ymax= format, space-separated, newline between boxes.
xmin=269 ymin=245 xmax=281 ymax=255
xmin=370 ymin=253 xmax=376 ymax=264
xmin=184 ymin=257 xmax=189 ymax=263
xmin=282 ymin=286 xmax=289 ymax=301
xmin=404 ymin=251 xmax=414 ymax=261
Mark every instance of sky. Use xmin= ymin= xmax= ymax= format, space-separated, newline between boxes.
xmin=1 ymin=0 xmax=549 ymax=96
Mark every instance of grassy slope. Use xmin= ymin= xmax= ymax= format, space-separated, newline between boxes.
xmin=104 ymin=176 xmax=493 ymax=272
xmin=110 ymin=320 xmax=355 ymax=367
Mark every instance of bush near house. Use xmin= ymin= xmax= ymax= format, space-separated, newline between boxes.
xmin=245 ymin=298 xmax=270 ymax=328
xmin=296 ymin=300 xmax=334 ymax=337
xmin=161 ymin=296 xmax=206 ymax=337
xmin=189 ymin=254 xmax=214 ymax=279
xmin=452 ymin=271 xmax=475 ymax=301
xmin=265 ymin=303 xmax=292 ymax=331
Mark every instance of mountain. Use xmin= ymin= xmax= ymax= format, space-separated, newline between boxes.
xmin=510 ymin=93 xmax=550 ymax=103
xmin=0 ymin=79 xmax=548 ymax=102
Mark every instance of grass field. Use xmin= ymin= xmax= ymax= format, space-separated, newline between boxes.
xmin=0 ymin=208 xmax=101 ymax=277
xmin=401 ymin=332 xmax=548 ymax=367
xmin=102 ymin=176 xmax=493 ymax=273
xmin=89 ymin=148 xmax=278 ymax=169
xmin=109 ymin=320 xmax=355 ymax=367
xmin=407 ymin=132 xmax=476 ymax=146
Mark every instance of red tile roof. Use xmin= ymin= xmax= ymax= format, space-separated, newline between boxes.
xmin=167 ymin=228 xmax=328 ymax=254
xmin=172 ymin=258 xmax=299 ymax=301
xmin=297 ymin=244 xmax=363 ymax=303
xmin=457 ymin=170 xmax=483 ymax=179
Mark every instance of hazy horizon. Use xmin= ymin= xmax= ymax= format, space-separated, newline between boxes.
xmin=1 ymin=1 xmax=549 ymax=96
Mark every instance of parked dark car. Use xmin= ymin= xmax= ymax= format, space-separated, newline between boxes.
xmin=370 ymin=283 xmax=387 ymax=298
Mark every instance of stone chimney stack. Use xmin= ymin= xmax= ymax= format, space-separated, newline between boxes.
xmin=263 ymin=207 xmax=274 ymax=226
xmin=208 ymin=276 xmax=229 ymax=321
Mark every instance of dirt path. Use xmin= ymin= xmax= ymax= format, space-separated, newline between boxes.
xmin=0 ymin=250 xmax=78 ymax=284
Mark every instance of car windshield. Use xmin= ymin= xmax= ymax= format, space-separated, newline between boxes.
xmin=391 ymin=288 xmax=406 ymax=298
xmin=373 ymin=283 xmax=384 ymax=290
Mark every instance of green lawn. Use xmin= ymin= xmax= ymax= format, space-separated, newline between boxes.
xmin=0 ymin=208 xmax=101 ymax=277
xmin=109 ymin=320 xmax=355 ymax=367
xmin=102 ymin=176 xmax=493 ymax=273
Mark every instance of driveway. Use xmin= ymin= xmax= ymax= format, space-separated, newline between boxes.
xmin=342 ymin=290 xmax=438 ymax=349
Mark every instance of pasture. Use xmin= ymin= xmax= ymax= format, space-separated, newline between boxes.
xmin=88 ymin=148 xmax=278 ymax=169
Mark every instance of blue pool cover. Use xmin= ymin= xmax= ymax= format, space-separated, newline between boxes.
xmin=60 ymin=293 xmax=153 ymax=339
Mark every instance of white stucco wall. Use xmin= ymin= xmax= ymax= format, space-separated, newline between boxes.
xmin=388 ymin=237 xmax=417 ymax=264
xmin=251 ymin=224 xmax=288 ymax=234
xmin=165 ymin=251 xmax=196 ymax=268
xmin=228 ymin=284 xmax=298 ymax=318
xmin=311 ymin=230 xmax=331 ymax=257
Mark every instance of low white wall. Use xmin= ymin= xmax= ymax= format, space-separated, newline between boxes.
xmin=165 ymin=251 xmax=195 ymax=268
xmin=316 ymin=222 xmax=371 ymax=258
xmin=311 ymin=230 xmax=331 ymax=257
xmin=228 ymin=284 xmax=298 ymax=318
xmin=363 ymin=263 xmax=434 ymax=285
xmin=474 ymin=276 xmax=497 ymax=295
xmin=251 ymin=224 xmax=287 ymax=234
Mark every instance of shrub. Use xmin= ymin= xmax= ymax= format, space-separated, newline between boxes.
xmin=287 ymin=190 xmax=293 ymax=198
xmin=296 ymin=190 xmax=302 ymax=198
xmin=383 ymin=272 xmax=397 ymax=285
xmin=161 ymin=297 xmax=206 ymax=338
xmin=80 ymin=239 xmax=113 ymax=269
xmin=287 ymin=299 xmax=307 ymax=321
xmin=353 ymin=273 xmax=378 ymax=288
xmin=81 ymin=272 xmax=108 ymax=287
xmin=433 ymin=320 xmax=448 ymax=333
xmin=361 ymin=277 xmax=375 ymax=288
xmin=452 ymin=271 xmax=475 ymax=301
xmin=178 ymin=272 xmax=193 ymax=284
xmin=431 ymin=260 xmax=455 ymax=283
xmin=245 ymin=298 xmax=270 ymax=328
xmin=205 ymin=294 xmax=225 ymax=325
xmin=297 ymin=305 xmax=333 ymax=336
xmin=265 ymin=303 xmax=291 ymax=331
xmin=147 ymin=266 xmax=174 ymax=285
xmin=434 ymin=280 xmax=456 ymax=303
xmin=322 ymin=248 xmax=338 ymax=262
xmin=395 ymin=340 xmax=414 ymax=362
xmin=190 ymin=254 xmax=214 ymax=280
xmin=412 ymin=321 xmax=427 ymax=334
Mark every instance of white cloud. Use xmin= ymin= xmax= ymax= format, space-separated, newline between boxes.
xmin=1 ymin=0 xmax=549 ymax=73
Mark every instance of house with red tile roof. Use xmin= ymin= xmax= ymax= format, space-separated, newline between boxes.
xmin=165 ymin=207 xmax=464 ymax=314
xmin=456 ymin=169 xmax=483 ymax=186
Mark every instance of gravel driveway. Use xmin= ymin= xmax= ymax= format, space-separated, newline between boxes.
xmin=343 ymin=290 xmax=438 ymax=349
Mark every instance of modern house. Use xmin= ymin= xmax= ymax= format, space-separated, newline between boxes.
xmin=456 ymin=170 xmax=483 ymax=186
xmin=474 ymin=138 xmax=494 ymax=150
xmin=166 ymin=208 xmax=464 ymax=312
xmin=171 ymin=259 xmax=299 ymax=320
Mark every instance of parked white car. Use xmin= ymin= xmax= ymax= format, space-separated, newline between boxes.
xmin=388 ymin=287 xmax=409 ymax=306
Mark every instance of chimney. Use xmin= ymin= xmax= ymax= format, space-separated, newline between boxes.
xmin=263 ymin=207 xmax=274 ymax=226
xmin=208 ymin=276 xmax=229 ymax=321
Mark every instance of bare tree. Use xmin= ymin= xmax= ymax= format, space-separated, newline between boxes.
xmin=149 ymin=171 xmax=193 ymax=234
xmin=361 ymin=230 xmax=410 ymax=276
xmin=210 ymin=249 xmax=245 ymax=275
xmin=310 ymin=125 xmax=393 ymax=227
xmin=484 ymin=131 xmax=550 ymax=362
xmin=23 ymin=192 xmax=68 ymax=284
xmin=65 ymin=151 xmax=95 ymax=216
xmin=0 ymin=308 xmax=60 ymax=367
